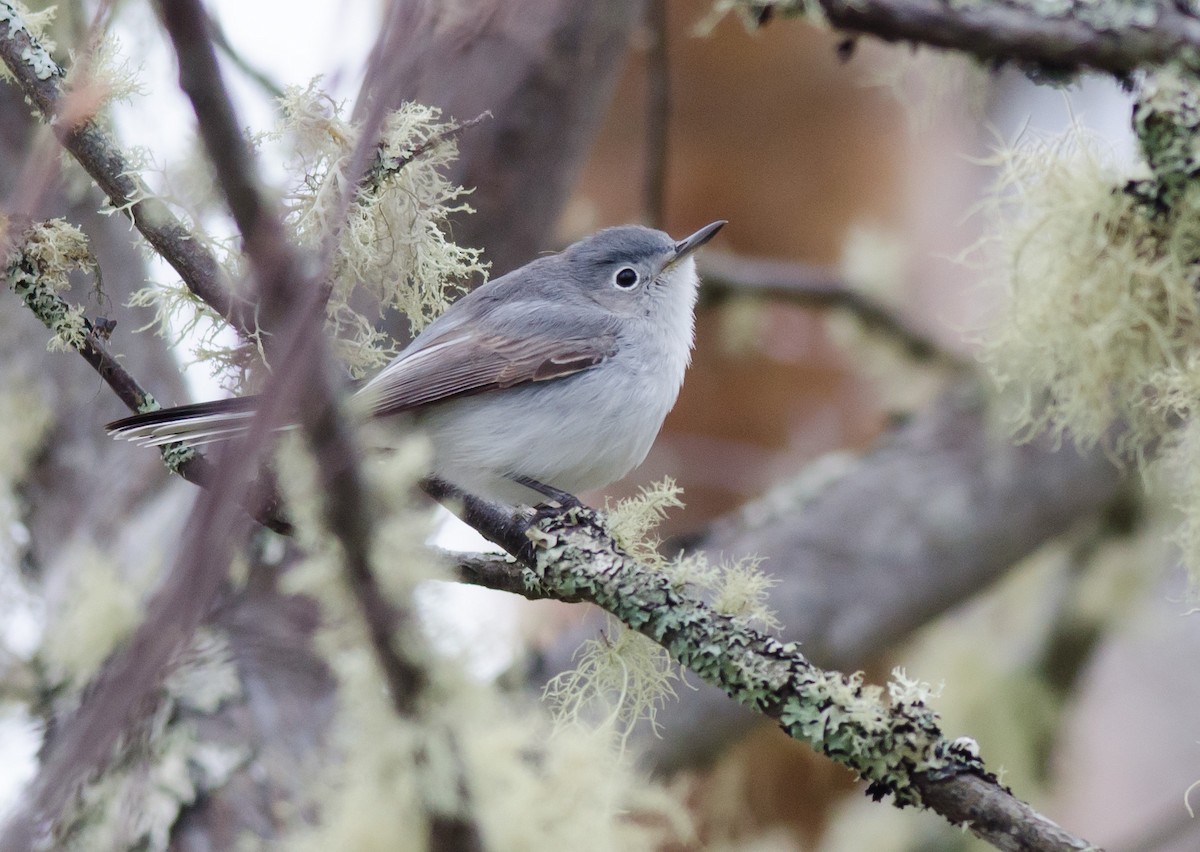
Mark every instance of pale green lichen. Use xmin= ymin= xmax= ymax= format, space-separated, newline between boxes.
xmin=543 ymin=624 xmax=679 ymax=747
xmin=980 ymin=67 xmax=1200 ymax=586
xmin=274 ymin=441 xmax=690 ymax=851
xmin=129 ymin=80 xmax=485 ymax=389
xmin=606 ymin=479 xmax=782 ymax=628
xmin=62 ymin=33 xmax=146 ymax=115
xmin=552 ymin=481 xmax=784 ymax=739
xmin=979 ymin=122 xmax=1200 ymax=455
xmin=56 ymin=629 xmax=246 ymax=852
xmin=526 ymin=508 xmax=986 ymax=806
xmin=4 ymin=219 xmax=95 ymax=352
xmin=39 ymin=545 xmax=140 ymax=687
xmin=1132 ymin=66 xmax=1200 ymax=209
xmin=603 ymin=478 xmax=684 ymax=563
xmin=269 ymin=81 xmax=486 ymax=378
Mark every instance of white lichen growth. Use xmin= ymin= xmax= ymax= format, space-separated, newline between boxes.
xmin=5 ymin=219 xmax=95 ymax=352
xmin=127 ymin=80 xmax=483 ymax=390
xmin=607 ymin=479 xmax=782 ymax=630
xmin=604 ymin=477 xmax=684 ymax=563
xmin=543 ymin=624 xmax=680 ymax=746
xmin=979 ymin=124 xmax=1200 ymax=454
xmin=58 ymin=630 xmax=245 ymax=852
xmin=544 ymin=481 xmax=780 ymax=749
xmin=57 ymin=31 xmax=147 ymax=135
xmin=707 ymin=556 xmax=782 ymax=632
xmin=270 ymin=81 xmax=486 ymax=377
xmin=274 ymin=441 xmax=690 ymax=850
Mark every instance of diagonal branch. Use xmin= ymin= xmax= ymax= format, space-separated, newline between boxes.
xmin=154 ymin=2 xmax=482 ymax=848
xmin=428 ymin=481 xmax=1097 ymax=852
xmin=0 ymin=0 xmax=253 ymax=334
xmin=1 ymin=218 xmax=290 ymax=533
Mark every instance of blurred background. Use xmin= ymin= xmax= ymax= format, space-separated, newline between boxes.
xmin=1 ymin=1 xmax=1194 ymax=850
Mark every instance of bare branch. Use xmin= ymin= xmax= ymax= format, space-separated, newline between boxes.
xmin=769 ymin=0 xmax=1200 ymax=76
xmin=1 ymin=218 xmax=290 ymax=533
xmin=358 ymin=110 xmax=492 ymax=202
xmin=428 ymin=481 xmax=1098 ymax=852
xmin=205 ymin=9 xmax=285 ymax=100
xmin=699 ymin=250 xmax=966 ymax=367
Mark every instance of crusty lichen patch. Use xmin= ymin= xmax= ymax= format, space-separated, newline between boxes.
xmin=526 ymin=507 xmax=986 ymax=807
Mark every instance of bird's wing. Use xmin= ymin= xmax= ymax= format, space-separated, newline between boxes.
xmin=358 ymin=321 xmax=619 ymax=418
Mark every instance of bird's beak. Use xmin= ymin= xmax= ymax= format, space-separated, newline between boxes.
xmin=671 ymin=220 xmax=726 ymax=264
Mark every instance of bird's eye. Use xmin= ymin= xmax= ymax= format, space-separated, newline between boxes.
xmin=614 ymin=267 xmax=639 ymax=289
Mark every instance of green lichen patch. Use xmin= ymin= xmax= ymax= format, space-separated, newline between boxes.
xmin=526 ymin=507 xmax=988 ymax=808
xmin=4 ymin=219 xmax=95 ymax=352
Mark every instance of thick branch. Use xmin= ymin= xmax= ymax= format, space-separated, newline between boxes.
xmin=431 ymin=485 xmax=1096 ymax=852
xmin=0 ymin=1 xmax=253 ymax=334
xmin=798 ymin=0 xmax=1200 ymax=76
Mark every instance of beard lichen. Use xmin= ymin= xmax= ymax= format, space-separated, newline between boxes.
xmin=272 ymin=81 xmax=486 ymax=378
xmin=127 ymin=79 xmax=485 ymax=391
xmin=980 ymin=126 xmax=1200 ymax=456
xmin=981 ymin=68 xmax=1200 ymax=591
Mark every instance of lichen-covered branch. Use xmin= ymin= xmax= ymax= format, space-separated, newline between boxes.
xmin=1 ymin=218 xmax=290 ymax=533
xmin=752 ymin=0 xmax=1200 ymax=77
xmin=431 ymin=485 xmax=1097 ymax=852
xmin=0 ymin=0 xmax=253 ymax=334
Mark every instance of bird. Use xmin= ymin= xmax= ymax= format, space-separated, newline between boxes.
xmin=107 ymin=221 xmax=727 ymax=505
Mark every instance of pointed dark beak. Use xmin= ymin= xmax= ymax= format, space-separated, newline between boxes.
xmin=673 ymin=220 xmax=727 ymax=261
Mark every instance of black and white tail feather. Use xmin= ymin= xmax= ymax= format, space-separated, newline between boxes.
xmin=107 ymin=397 xmax=264 ymax=447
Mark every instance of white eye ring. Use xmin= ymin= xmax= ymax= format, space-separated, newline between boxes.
xmin=614 ymin=267 xmax=639 ymax=289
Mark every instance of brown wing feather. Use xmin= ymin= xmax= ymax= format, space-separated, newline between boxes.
xmin=358 ymin=330 xmax=617 ymax=417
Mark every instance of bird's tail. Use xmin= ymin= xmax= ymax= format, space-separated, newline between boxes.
xmin=106 ymin=397 xmax=262 ymax=447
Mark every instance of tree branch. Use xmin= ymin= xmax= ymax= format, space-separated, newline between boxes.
xmin=429 ymin=483 xmax=1097 ymax=852
xmin=1 ymin=218 xmax=290 ymax=533
xmin=699 ymin=250 xmax=965 ymax=367
xmin=154 ymin=2 xmax=482 ymax=847
xmin=780 ymin=0 xmax=1200 ymax=76
xmin=0 ymin=0 xmax=254 ymax=334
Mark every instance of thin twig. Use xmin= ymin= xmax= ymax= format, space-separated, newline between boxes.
xmin=0 ymin=1 xmax=254 ymax=335
xmin=427 ymin=481 xmax=1098 ymax=852
xmin=358 ymin=110 xmax=492 ymax=201
xmin=205 ymin=9 xmax=285 ymax=100
xmin=699 ymin=250 xmax=968 ymax=368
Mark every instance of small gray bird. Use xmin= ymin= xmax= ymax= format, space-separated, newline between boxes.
xmin=107 ymin=221 xmax=726 ymax=504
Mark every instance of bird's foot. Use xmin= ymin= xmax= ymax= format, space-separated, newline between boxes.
xmin=509 ymin=475 xmax=586 ymax=520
